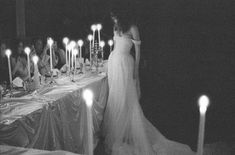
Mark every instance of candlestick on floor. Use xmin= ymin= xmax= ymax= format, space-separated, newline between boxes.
xmin=197 ymin=95 xmax=210 ymax=155
xmin=83 ymin=89 xmax=94 ymax=155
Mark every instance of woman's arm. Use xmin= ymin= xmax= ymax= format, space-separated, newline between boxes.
xmin=52 ymin=49 xmax=58 ymax=67
xmin=58 ymin=49 xmax=66 ymax=65
xmin=130 ymin=25 xmax=141 ymax=79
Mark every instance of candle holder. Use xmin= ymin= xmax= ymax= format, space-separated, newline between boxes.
xmin=91 ymin=41 xmax=104 ymax=73
xmin=49 ymin=70 xmax=56 ymax=84
xmin=79 ymin=62 xmax=84 ymax=74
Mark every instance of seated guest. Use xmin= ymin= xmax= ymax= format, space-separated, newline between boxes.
xmin=12 ymin=41 xmax=29 ymax=81
xmin=33 ymin=39 xmax=59 ymax=76
xmin=53 ymin=41 xmax=66 ymax=70
xmin=33 ymin=39 xmax=50 ymax=76
xmin=0 ymin=42 xmax=9 ymax=84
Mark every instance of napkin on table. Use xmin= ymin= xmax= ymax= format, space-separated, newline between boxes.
xmin=13 ymin=77 xmax=23 ymax=87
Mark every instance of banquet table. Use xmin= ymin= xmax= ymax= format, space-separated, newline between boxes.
xmin=0 ymin=72 xmax=108 ymax=154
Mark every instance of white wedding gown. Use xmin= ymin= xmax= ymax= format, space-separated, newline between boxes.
xmin=103 ymin=32 xmax=196 ymax=155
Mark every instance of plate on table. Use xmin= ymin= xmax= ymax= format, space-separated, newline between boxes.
xmin=3 ymin=88 xmax=29 ymax=98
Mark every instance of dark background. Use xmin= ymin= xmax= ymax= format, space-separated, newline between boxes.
xmin=0 ymin=0 xmax=235 ymax=151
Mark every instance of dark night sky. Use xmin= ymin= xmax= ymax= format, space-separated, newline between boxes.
xmin=0 ymin=0 xmax=235 ymax=149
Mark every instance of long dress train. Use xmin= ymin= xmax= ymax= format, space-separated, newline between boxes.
xmin=103 ymin=33 xmax=195 ymax=155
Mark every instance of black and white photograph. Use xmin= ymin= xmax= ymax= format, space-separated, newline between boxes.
xmin=0 ymin=0 xmax=235 ymax=154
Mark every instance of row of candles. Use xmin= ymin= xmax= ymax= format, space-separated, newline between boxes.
xmin=83 ymin=90 xmax=210 ymax=155
xmin=5 ymin=23 xmax=114 ymax=87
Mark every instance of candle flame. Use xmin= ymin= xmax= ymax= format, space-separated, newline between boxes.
xmin=70 ymin=41 xmax=76 ymax=49
xmin=77 ymin=40 xmax=84 ymax=47
xmin=198 ymin=95 xmax=210 ymax=114
xmin=96 ymin=24 xmax=102 ymax=31
xmin=88 ymin=34 xmax=93 ymax=41
xmin=5 ymin=49 xmax=11 ymax=57
xmin=108 ymin=40 xmax=114 ymax=46
xmin=63 ymin=37 xmax=69 ymax=45
xmin=47 ymin=37 xmax=54 ymax=46
xmin=73 ymin=49 xmax=78 ymax=55
xmin=100 ymin=41 xmax=105 ymax=48
xmin=91 ymin=24 xmax=97 ymax=31
xmin=32 ymin=55 xmax=39 ymax=64
xmin=24 ymin=47 xmax=31 ymax=55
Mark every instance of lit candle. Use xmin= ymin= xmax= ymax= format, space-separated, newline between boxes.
xmin=91 ymin=25 xmax=97 ymax=48
xmin=96 ymin=24 xmax=102 ymax=46
xmin=73 ymin=48 xmax=78 ymax=74
xmin=70 ymin=41 xmax=76 ymax=70
xmin=88 ymin=34 xmax=93 ymax=62
xmin=108 ymin=40 xmax=114 ymax=52
xmin=77 ymin=39 xmax=84 ymax=59
xmin=71 ymin=49 xmax=74 ymax=70
xmin=83 ymin=89 xmax=94 ymax=155
xmin=24 ymin=47 xmax=31 ymax=79
xmin=47 ymin=37 xmax=54 ymax=71
xmin=99 ymin=41 xmax=105 ymax=60
xmin=67 ymin=43 xmax=72 ymax=72
xmin=197 ymin=95 xmax=210 ymax=155
xmin=5 ymin=49 xmax=12 ymax=84
xmin=63 ymin=37 xmax=69 ymax=67
xmin=32 ymin=55 xmax=40 ymax=89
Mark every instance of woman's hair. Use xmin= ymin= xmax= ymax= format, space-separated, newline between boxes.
xmin=110 ymin=2 xmax=137 ymax=33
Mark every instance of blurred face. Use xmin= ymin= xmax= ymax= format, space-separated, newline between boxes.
xmin=17 ymin=42 xmax=24 ymax=54
xmin=111 ymin=12 xmax=118 ymax=24
xmin=53 ymin=42 xmax=58 ymax=51
xmin=35 ymin=40 xmax=43 ymax=53
xmin=111 ymin=16 xmax=118 ymax=24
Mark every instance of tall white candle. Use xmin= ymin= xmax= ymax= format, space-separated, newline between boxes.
xmin=88 ymin=34 xmax=93 ymax=62
xmin=68 ymin=43 xmax=72 ymax=72
xmin=77 ymin=40 xmax=84 ymax=59
xmin=63 ymin=37 xmax=69 ymax=66
xmin=97 ymin=24 xmax=102 ymax=46
xmin=5 ymin=49 xmax=12 ymax=84
xmin=32 ymin=55 xmax=40 ymax=89
xmin=91 ymin=25 xmax=97 ymax=48
xmin=73 ymin=49 xmax=78 ymax=73
xmin=47 ymin=38 xmax=54 ymax=72
xmin=70 ymin=41 xmax=76 ymax=70
xmin=108 ymin=40 xmax=114 ymax=52
xmin=24 ymin=47 xmax=31 ymax=79
xmin=83 ymin=89 xmax=94 ymax=155
xmin=71 ymin=49 xmax=74 ymax=69
xmin=197 ymin=95 xmax=210 ymax=155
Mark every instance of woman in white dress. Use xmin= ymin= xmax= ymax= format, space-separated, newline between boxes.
xmin=103 ymin=7 xmax=196 ymax=155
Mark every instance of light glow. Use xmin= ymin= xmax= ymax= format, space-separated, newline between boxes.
xmin=5 ymin=49 xmax=11 ymax=57
xmin=63 ymin=37 xmax=69 ymax=45
xmin=108 ymin=40 xmax=114 ymax=46
xmin=70 ymin=41 xmax=76 ymax=49
xmin=100 ymin=41 xmax=105 ymax=48
xmin=32 ymin=55 xmax=39 ymax=64
xmin=88 ymin=34 xmax=93 ymax=41
xmin=77 ymin=40 xmax=84 ymax=47
xmin=91 ymin=24 xmax=97 ymax=31
xmin=24 ymin=47 xmax=31 ymax=55
xmin=198 ymin=95 xmax=210 ymax=114
xmin=96 ymin=24 xmax=102 ymax=31
xmin=73 ymin=49 xmax=78 ymax=55
xmin=83 ymin=89 xmax=93 ymax=107
xmin=47 ymin=37 xmax=54 ymax=46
